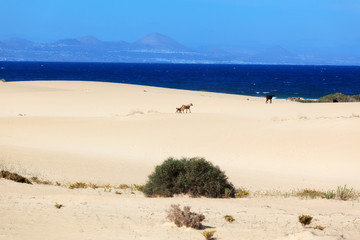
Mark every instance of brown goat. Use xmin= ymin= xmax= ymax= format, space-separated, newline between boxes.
xmin=181 ymin=103 xmax=193 ymax=113
xmin=266 ymin=95 xmax=275 ymax=103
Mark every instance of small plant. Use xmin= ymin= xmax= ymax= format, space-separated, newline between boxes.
xmin=202 ymin=230 xmax=216 ymax=240
xmin=296 ymin=189 xmax=324 ymax=199
xmin=55 ymin=203 xmax=64 ymax=209
xmin=68 ymin=182 xmax=88 ymax=189
xmin=234 ymin=187 xmax=250 ymax=198
xmin=115 ymin=191 xmax=122 ymax=195
xmin=167 ymin=204 xmax=205 ymax=229
xmin=313 ymin=225 xmax=325 ymax=231
xmin=298 ymin=215 xmax=312 ymax=226
xmin=323 ymin=190 xmax=336 ymax=199
xmin=224 ymin=215 xmax=235 ymax=223
xmin=337 ymin=185 xmax=354 ymax=200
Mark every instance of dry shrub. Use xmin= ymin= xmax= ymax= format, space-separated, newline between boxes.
xmin=167 ymin=204 xmax=205 ymax=229
xmin=0 ymin=170 xmax=32 ymax=184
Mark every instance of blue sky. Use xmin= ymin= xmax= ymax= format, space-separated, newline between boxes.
xmin=1 ymin=0 xmax=359 ymax=55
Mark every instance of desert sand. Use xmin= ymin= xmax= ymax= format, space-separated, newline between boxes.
xmin=1 ymin=80 xmax=360 ymax=239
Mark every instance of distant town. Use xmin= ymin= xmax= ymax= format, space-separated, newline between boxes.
xmin=0 ymin=33 xmax=359 ymax=65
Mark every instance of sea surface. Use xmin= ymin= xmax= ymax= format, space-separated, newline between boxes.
xmin=1 ymin=61 xmax=360 ymax=99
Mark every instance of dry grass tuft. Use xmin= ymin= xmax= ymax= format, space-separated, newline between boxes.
xmin=234 ymin=187 xmax=250 ymax=198
xmin=296 ymin=189 xmax=324 ymax=199
xmin=68 ymin=182 xmax=88 ymax=189
xmin=313 ymin=225 xmax=325 ymax=231
xmin=117 ymin=184 xmax=130 ymax=189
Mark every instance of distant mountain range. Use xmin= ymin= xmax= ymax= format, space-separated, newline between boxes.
xmin=0 ymin=33 xmax=359 ymax=65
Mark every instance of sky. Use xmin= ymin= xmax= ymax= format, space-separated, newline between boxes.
xmin=1 ymin=0 xmax=360 ymax=55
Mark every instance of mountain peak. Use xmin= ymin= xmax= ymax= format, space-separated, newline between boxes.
xmin=76 ymin=36 xmax=102 ymax=45
xmin=135 ymin=32 xmax=188 ymax=51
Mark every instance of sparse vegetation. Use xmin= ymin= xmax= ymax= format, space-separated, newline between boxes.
xmin=293 ymin=93 xmax=360 ymax=103
xmin=224 ymin=215 xmax=235 ymax=223
xmin=167 ymin=204 xmax=205 ymax=229
xmin=234 ymin=187 xmax=250 ymax=198
xmin=298 ymin=215 xmax=312 ymax=226
xmin=143 ymin=157 xmax=234 ymax=198
xmin=296 ymin=189 xmax=324 ymax=199
xmin=318 ymin=93 xmax=359 ymax=102
xmin=117 ymin=184 xmax=130 ymax=189
xmin=68 ymin=182 xmax=88 ymax=189
xmin=133 ymin=184 xmax=145 ymax=192
xmin=336 ymin=185 xmax=354 ymax=200
xmin=202 ymin=230 xmax=216 ymax=240
xmin=88 ymin=183 xmax=98 ymax=189
xmin=30 ymin=176 xmax=52 ymax=185
xmin=0 ymin=170 xmax=32 ymax=184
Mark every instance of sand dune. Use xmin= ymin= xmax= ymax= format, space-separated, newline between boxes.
xmin=1 ymin=81 xmax=359 ymax=239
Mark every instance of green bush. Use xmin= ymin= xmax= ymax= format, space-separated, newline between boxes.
xmin=143 ymin=157 xmax=234 ymax=198
xmin=318 ymin=93 xmax=359 ymax=102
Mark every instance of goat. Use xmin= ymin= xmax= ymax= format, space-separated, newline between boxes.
xmin=181 ymin=103 xmax=193 ymax=113
xmin=175 ymin=107 xmax=183 ymax=113
xmin=266 ymin=95 xmax=275 ymax=104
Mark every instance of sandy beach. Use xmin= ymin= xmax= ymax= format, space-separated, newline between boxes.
xmin=1 ymin=80 xmax=360 ymax=239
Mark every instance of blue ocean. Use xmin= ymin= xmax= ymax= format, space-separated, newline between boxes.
xmin=1 ymin=61 xmax=360 ymax=99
